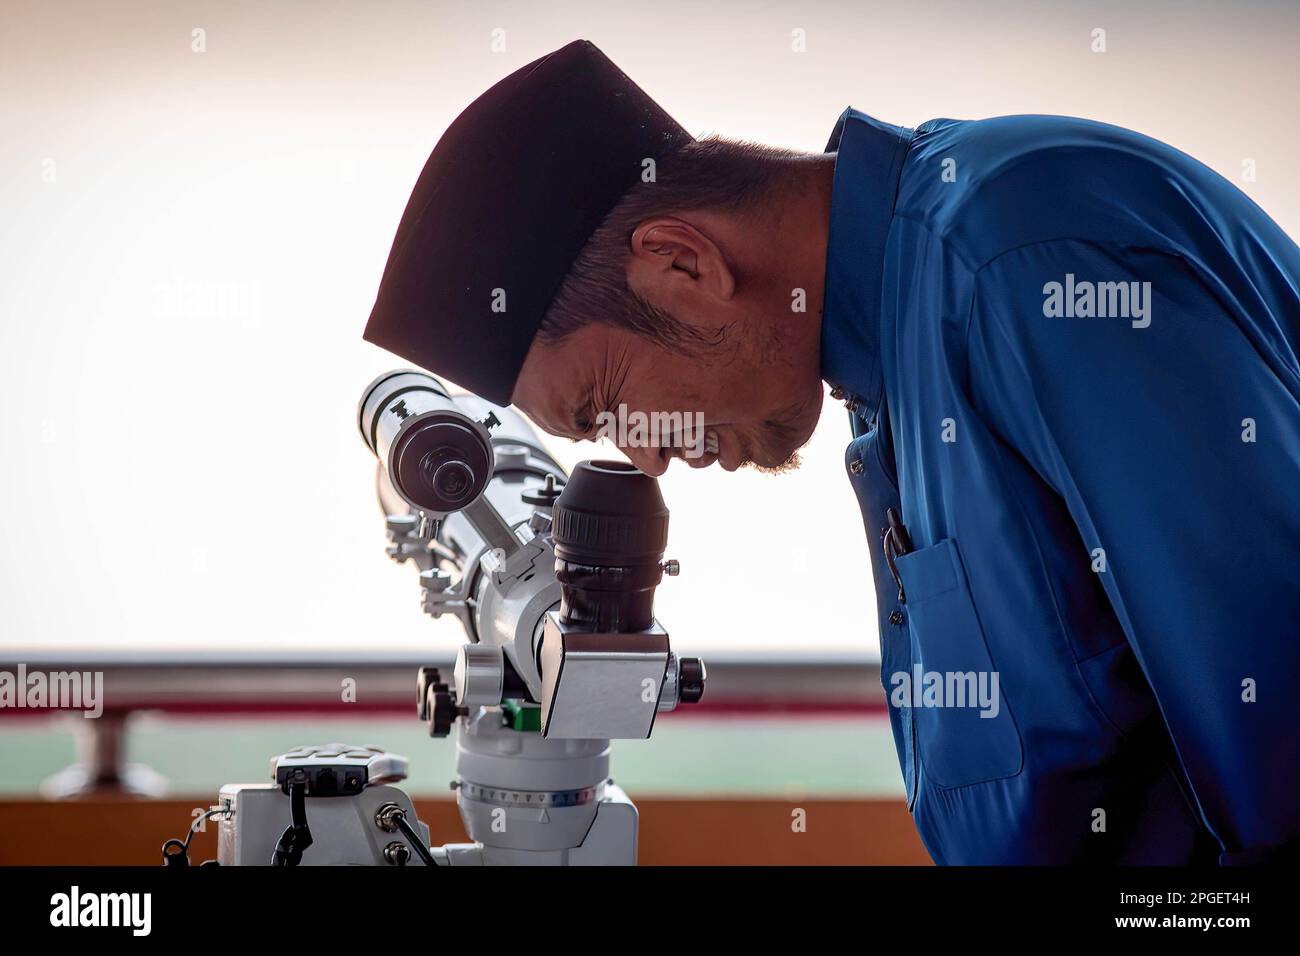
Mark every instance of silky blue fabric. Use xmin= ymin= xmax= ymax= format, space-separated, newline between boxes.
xmin=822 ymin=109 xmax=1300 ymax=864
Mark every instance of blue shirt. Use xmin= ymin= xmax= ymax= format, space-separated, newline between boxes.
xmin=822 ymin=109 xmax=1300 ymax=864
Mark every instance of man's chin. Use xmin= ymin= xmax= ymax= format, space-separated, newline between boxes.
xmin=738 ymin=417 xmax=815 ymax=474
xmin=743 ymin=449 xmax=803 ymax=475
xmin=678 ymin=446 xmax=800 ymax=473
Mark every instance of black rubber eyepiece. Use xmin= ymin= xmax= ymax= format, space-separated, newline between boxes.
xmin=550 ymin=460 xmax=669 ymax=632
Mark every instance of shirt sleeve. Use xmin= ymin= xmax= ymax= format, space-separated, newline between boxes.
xmin=966 ymin=238 xmax=1300 ymax=863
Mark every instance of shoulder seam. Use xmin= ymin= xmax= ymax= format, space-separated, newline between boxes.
xmin=970 ymin=235 xmax=1185 ymax=276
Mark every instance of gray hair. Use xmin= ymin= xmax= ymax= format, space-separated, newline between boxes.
xmin=538 ymin=137 xmax=804 ymax=353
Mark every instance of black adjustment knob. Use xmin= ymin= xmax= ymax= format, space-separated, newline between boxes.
xmin=416 ymin=666 xmax=442 ymax=721
xmin=678 ymin=658 xmax=706 ymax=704
xmin=428 ymin=686 xmax=456 ymax=738
xmin=417 ymin=667 xmax=458 ymax=737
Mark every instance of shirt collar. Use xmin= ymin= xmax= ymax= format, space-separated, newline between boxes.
xmin=819 ymin=108 xmax=913 ymax=424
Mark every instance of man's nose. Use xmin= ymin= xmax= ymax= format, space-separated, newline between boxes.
xmin=619 ymin=443 xmax=670 ymax=477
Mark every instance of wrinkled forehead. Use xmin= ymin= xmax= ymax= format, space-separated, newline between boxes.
xmin=513 ymin=343 xmax=590 ymax=439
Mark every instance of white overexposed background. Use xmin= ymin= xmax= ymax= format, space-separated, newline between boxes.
xmin=2 ymin=0 xmax=1297 ymax=656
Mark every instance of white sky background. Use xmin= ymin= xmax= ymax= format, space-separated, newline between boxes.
xmin=1 ymin=0 xmax=1297 ymax=656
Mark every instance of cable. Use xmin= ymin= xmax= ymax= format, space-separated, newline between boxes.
xmin=377 ymin=803 xmax=438 ymax=867
xmin=394 ymin=811 xmax=438 ymax=867
xmin=271 ymin=782 xmax=313 ymax=866
xmin=162 ymin=805 xmax=230 ymax=866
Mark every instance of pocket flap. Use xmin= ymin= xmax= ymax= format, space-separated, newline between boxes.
xmin=895 ymin=538 xmax=964 ymax=603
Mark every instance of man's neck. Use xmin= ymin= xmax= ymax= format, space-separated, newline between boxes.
xmin=760 ymin=152 xmax=837 ymax=346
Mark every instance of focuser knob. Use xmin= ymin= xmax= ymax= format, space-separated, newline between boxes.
xmin=678 ymin=657 xmax=706 ymax=705
xmin=416 ymin=666 xmax=459 ymax=736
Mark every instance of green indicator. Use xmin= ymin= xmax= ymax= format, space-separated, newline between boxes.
xmin=503 ymin=700 xmax=541 ymax=733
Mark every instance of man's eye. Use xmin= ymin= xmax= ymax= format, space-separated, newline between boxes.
xmin=572 ymin=408 xmax=595 ymax=440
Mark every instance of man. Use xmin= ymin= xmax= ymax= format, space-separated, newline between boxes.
xmin=365 ymin=41 xmax=1300 ymax=864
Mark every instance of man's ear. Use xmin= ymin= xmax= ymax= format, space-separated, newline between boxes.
xmin=626 ymin=217 xmax=736 ymax=305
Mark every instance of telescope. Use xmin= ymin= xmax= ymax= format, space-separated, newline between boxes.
xmin=186 ymin=371 xmax=705 ymax=866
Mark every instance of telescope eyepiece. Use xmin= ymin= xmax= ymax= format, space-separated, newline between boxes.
xmin=550 ymin=460 xmax=668 ymax=565
xmin=551 ymin=460 xmax=669 ymax=633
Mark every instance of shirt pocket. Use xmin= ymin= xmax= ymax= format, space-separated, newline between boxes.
xmin=894 ymin=538 xmax=1023 ymax=789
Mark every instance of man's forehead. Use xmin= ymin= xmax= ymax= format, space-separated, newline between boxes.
xmin=515 ymin=328 xmax=607 ymax=434
xmin=514 ymin=366 xmax=583 ymax=438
